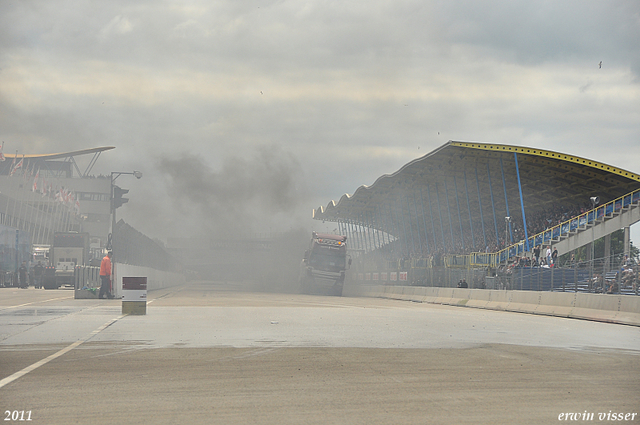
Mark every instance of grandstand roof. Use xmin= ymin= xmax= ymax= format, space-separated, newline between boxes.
xmin=0 ymin=146 xmax=115 ymax=177
xmin=3 ymin=146 xmax=115 ymax=160
xmin=313 ymin=141 xmax=640 ymax=248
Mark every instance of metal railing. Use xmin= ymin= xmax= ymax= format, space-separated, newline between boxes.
xmin=470 ymin=188 xmax=640 ymax=268
xmin=74 ymin=266 xmax=101 ymax=291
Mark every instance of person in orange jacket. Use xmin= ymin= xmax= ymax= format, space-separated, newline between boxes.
xmin=99 ymin=251 xmax=114 ymax=299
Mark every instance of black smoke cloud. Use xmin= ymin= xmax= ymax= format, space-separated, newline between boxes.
xmin=158 ymin=144 xmax=308 ymax=238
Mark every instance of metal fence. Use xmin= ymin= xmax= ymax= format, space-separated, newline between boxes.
xmin=113 ymin=219 xmax=182 ymax=272
xmin=74 ymin=266 xmax=101 ymax=290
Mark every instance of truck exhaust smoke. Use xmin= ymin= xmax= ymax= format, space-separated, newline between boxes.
xmin=157 ymin=145 xmax=311 ymax=291
xmin=159 ymin=144 xmax=306 ymax=238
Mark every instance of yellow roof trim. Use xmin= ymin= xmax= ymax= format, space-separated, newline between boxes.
xmin=450 ymin=141 xmax=640 ymax=182
xmin=4 ymin=146 xmax=115 ymax=160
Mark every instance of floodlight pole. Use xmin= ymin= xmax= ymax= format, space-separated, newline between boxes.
xmin=504 ymin=216 xmax=511 ymax=263
xmin=109 ymin=171 xmax=142 ymax=297
xmin=590 ymin=196 xmax=599 ymax=291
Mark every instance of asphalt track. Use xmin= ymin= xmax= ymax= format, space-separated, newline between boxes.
xmin=1 ymin=281 xmax=639 ymax=425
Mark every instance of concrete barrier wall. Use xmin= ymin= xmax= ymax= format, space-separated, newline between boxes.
xmin=536 ymin=292 xmax=576 ymax=317
xmin=113 ymin=264 xmax=185 ymax=298
xmin=344 ymin=279 xmax=640 ymax=326
xmin=485 ymin=290 xmax=510 ymax=311
xmin=507 ymin=291 xmax=541 ymax=314
xmin=465 ymin=289 xmax=491 ymax=309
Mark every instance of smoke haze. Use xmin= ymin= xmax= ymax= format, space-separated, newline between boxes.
xmin=158 ymin=144 xmax=308 ymax=238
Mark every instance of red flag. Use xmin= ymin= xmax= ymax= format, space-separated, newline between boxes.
xmin=41 ymin=177 xmax=47 ymax=197
xmin=33 ymin=169 xmax=39 ymax=192
xmin=10 ymin=157 xmax=23 ymax=176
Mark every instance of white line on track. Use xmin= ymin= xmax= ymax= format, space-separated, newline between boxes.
xmin=0 ymin=295 xmax=74 ymax=311
xmin=0 ymin=314 xmax=126 ymax=389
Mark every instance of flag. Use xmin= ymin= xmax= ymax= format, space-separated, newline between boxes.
xmin=67 ymin=191 xmax=75 ymax=210
xmin=10 ymin=157 xmax=23 ymax=177
xmin=32 ymin=169 xmax=39 ymax=192
xmin=40 ymin=177 xmax=47 ymax=197
xmin=9 ymin=155 xmax=17 ymax=176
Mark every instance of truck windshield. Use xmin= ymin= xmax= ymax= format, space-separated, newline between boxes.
xmin=309 ymin=246 xmax=345 ymax=269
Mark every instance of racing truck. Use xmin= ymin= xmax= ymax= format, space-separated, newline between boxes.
xmin=299 ymin=232 xmax=351 ymax=296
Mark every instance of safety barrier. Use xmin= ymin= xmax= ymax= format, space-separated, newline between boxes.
xmin=536 ymin=292 xmax=576 ymax=317
xmin=464 ymin=289 xmax=491 ymax=309
xmin=343 ymin=279 xmax=640 ymax=326
xmin=484 ymin=290 xmax=510 ymax=311
xmin=112 ymin=263 xmax=185 ymax=298
xmin=74 ymin=266 xmax=101 ymax=299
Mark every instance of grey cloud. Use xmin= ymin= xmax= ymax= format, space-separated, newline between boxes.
xmin=432 ymin=1 xmax=640 ymax=77
xmin=1 ymin=0 xmax=639 ymax=242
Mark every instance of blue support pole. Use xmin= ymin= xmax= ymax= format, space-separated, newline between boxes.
xmin=373 ymin=205 xmax=384 ymax=249
xmin=364 ymin=215 xmax=373 ymax=253
xmin=373 ymin=208 xmax=381 ymax=251
xmin=381 ymin=205 xmax=391 ymax=248
xmin=364 ymin=214 xmax=372 ymax=251
xmin=369 ymin=214 xmax=377 ymax=252
xmin=419 ymin=188 xmax=430 ymax=253
xmin=412 ymin=192 xmax=423 ymax=254
xmin=463 ymin=170 xmax=476 ymax=251
xmin=413 ymin=193 xmax=424 ymax=255
xmin=426 ymin=183 xmax=438 ymax=250
xmin=434 ymin=182 xmax=447 ymax=250
xmin=406 ymin=196 xmax=417 ymax=255
xmin=514 ymin=152 xmax=531 ymax=251
xmin=349 ymin=219 xmax=360 ymax=250
xmin=476 ymin=167 xmax=487 ymax=250
xmin=372 ymin=212 xmax=380 ymax=250
xmin=453 ymin=176 xmax=465 ymax=250
xmin=444 ymin=179 xmax=455 ymax=249
xmin=369 ymin=212 xmax=379 ymax=250
xmin=378 ymin=206 xmax=389 ymax=259
xmin=388 ymin=204 xmax=397 ymax=257
xmin=362 ymin=213 xmax=373 ymax=252
xmin=487 ymin=163 xmax=500 ymax=249
xmin=379 ymin=207 xmax=390 ymax=259
xmin=396 ymin=203 xmax=409 ymax=257
xmin=500 ymin=158 xmax=513 ymax=244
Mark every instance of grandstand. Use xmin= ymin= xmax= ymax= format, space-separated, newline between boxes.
xmin=313 ymin=141 xmax=640 ymax=295
xmin=0 ymin=147 xmax=181 ymax=289
xmin=0 ymin=147 xmax=115 ymax=248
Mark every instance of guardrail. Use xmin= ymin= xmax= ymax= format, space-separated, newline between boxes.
xmin=74 ymin=265 xmax=101 ymax=291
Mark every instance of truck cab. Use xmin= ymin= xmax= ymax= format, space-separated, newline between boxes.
xmin=299 ymin=232 xmax=351 ymax=295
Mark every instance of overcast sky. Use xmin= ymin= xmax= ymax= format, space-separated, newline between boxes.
xmin=1 ymin=0 xmax=639 ymax=242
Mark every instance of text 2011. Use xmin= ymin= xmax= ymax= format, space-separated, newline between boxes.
xmin=4 ymin=411 xmax=32 ymax=421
